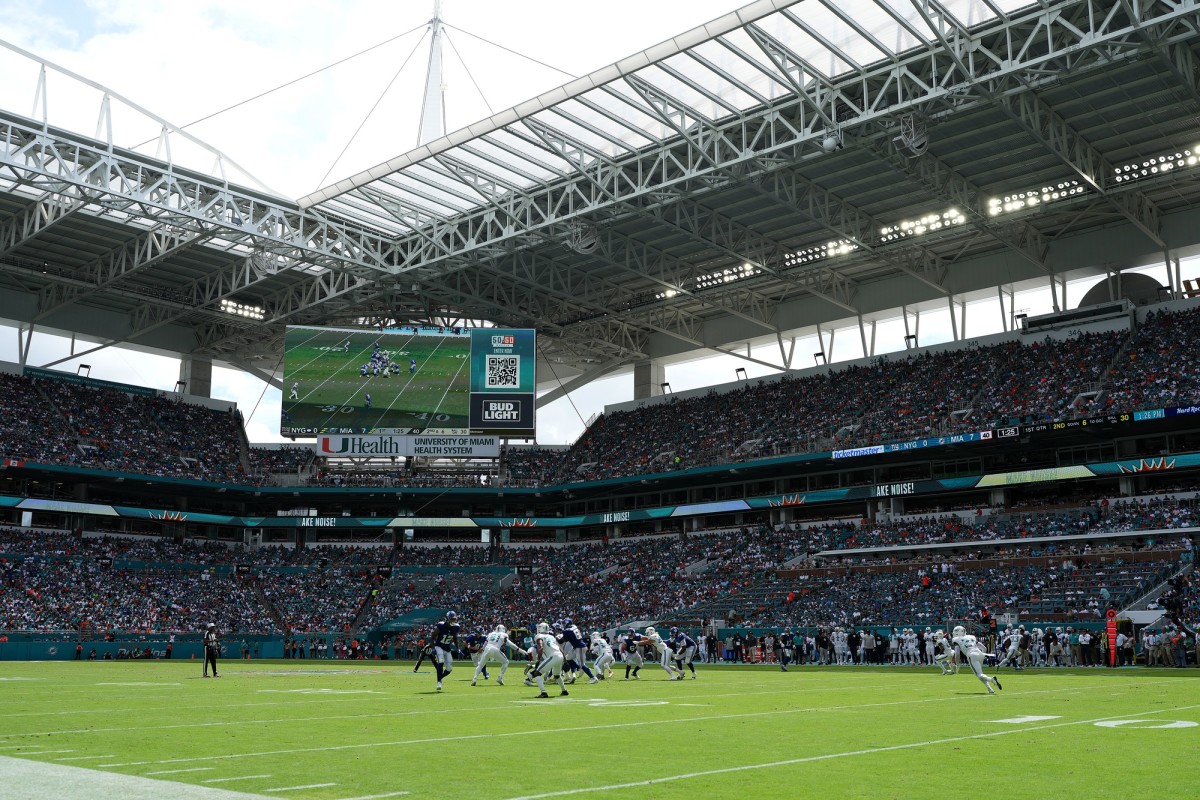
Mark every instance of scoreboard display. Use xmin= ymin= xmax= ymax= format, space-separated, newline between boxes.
xmin=280 ymin=325 xmax=535 ymax=437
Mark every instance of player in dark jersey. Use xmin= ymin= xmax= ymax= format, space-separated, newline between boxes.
xmin=430 ymin=611 xmax=461 ymax=691
xmin=669 ymin=627 xmax=699 ymax=679
xmin=464 ymin=630 xmax=489 ymax=681
xmin=557 ymin=618 xmax=597 ymax=684
xmin=619 ymin=628 xmax=643 ymax=680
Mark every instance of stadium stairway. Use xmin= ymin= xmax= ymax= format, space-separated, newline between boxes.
xmin=254 ymin=582 xmax=289 ymax=633
xmin=1123 ymin=560 xmax=1195 ymax=612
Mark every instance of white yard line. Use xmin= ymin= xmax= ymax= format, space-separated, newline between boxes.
xmin=146 ymin=767 xmax=215 ymax=775
xmin=56 ymin=755 xmax=115 ymax=761
xmin=335 ymin=792 xmax=411 ymax=799
xmin=499 ymin=703 xmax=1200 ymax=800
xmin=202 ymin=775 xmax=273 ymax=784
xmin=263 ymin=783 xmax=337 ymax=792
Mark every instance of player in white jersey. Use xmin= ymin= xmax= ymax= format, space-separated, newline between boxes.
xmin=923 ymin=628 xmax=935 ymax=665
xmin=590 ymin=633 xmax=615 ymax=679
xmin=471 ymin=624 xmax=520 ymax=686
xmin=903 ymin=628 xmax=920 ymax=665
xmin=932 ymin=629 xmax=957 ymax=674
xmin=996 ymin=625 xmax=1022 ymax=670
xmin=289 ymin=382 xmax=299 ymax=400
xmin=636 ymin=626 xmax=682 ymax=679
xmin=832 ymin=628 xmax=849 ymax=665
xmin=950 ymin=625 xmax=1003 ymax=694
xmin=530 ymin=622 xmax=568 ymax=697
xmin=888 ymin=628 xmax=901 ymax=664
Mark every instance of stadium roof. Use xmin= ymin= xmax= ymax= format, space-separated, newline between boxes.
xmin=2 ymin=0 xmax=1200 ymax=396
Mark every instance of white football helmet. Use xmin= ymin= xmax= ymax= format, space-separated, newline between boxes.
xmin=645 ymin=626 xmax=656 ymax=637
xmin=934 ymin=629 xmax=945 ymax=640
xmin=951 ymin=625 xmax=966 ymax=638
xmin=495 ymin=624 xmax=507 ymax=634
xmin=536 ymin=622 xmax=550 ymax=634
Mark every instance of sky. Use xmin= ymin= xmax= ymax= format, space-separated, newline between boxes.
xmin=0 ymin=0 xmax=1196 ymax=444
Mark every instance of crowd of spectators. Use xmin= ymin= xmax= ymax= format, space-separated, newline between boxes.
xmin=0 ymin=372 xmax=245 ymax=481
xmin=247 ymin=446 xmax=313 ymax=477
xmin=1 ymin=493 xmax=1196 ymax=637
xmin=1098 ymin=306 xmax=1200 ymax=413
xmin=505 ymin=308 xmax=1200 ymax=485
xmin=2 ymin=304 xmax=1200 ymax=487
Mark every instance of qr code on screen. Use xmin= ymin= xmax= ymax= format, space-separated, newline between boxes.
xmin=485 ymin=355 xmax=520 ymax=389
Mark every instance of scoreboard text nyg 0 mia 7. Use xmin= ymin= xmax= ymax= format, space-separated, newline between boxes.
xmin=468 ymin=329 xmax=536 ymax=435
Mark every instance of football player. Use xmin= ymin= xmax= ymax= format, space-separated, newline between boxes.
xmin=669 ymin=627 xmax=699 ymax=679
xmin=559 ymin=618 xmax=598 ymax=684
xmin=464 ymin=630 xmax=489 ymax=683
xmin=950 ymin=625 xmax=1003 ymax=694
xmin=429 ymin=611 xmax=461 ymax=691
xmin=932 ymin=629 xmax=957 ymax=675
xmin=530 ymin=622 xmax=568 ymax=697
xmin=996 ymin=625 xmax=1022 ymax=670
xmin=471 ymin=624 xmax=520 ymax=686
xmin=590 ymin=632 xmax=615 ymax=680
xmin=636 ymin=626 xmax=682 ymax=680
xmin=619 ymin=628 xmax=643 ymax=680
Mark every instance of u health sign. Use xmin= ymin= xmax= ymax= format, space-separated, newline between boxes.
xmin=317 ymin=435 xmax=500 ymax=458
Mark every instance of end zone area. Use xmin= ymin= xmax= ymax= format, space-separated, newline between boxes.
xmin=0 ymin=661 xmax=1195 ymax=799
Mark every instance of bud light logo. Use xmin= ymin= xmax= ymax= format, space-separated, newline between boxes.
xmin=491 ymin=335 xmax=515 ymax=347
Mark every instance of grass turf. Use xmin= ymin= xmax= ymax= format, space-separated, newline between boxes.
xmin=0 ymin=660 xmax=1196 ymax=799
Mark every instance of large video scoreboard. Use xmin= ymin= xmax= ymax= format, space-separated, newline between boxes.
xmin=280 ymin=325 xmax=536 ymax=437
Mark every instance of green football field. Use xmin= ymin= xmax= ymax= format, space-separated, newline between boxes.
xmin=281 ymin=328 xmax=470 ymax=434
xmin=1 ymin=660 xmax=1197 ymax=799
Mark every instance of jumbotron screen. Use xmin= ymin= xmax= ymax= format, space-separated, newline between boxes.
xmin=280 ymin=325 xmax=536 ymax=437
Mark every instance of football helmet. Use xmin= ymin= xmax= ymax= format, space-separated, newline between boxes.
xmin=645 ymin=626 xmax=656 ymax=637
xmin=446 ymin=611 xmax=457 ymax=621
xmin=562 ymin=617 xmax=573 ymax=627
xmin=495 ymin=624 xmax=507 ymax=634
xmin=951 ymin=625 xmax=966 ymax=638
xmin=536 ymin=622 xmax=550 ymax=634
xmin=669 ymin=627 xmax=679 ymax=636
xmin=934 ymin=629 xmax=945 ymax=640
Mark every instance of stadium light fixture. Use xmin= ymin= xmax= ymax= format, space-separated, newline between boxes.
xmin=660 ymin=382 xmax=672 ymax=394
xmin=174 ymin=380 xmax=187 ymax=394
xmin=782 ymin=240 xmax=857 ymax=268
xmin=814 ymin=351 xmax=826 ymax=365
xmin=904 ymin=334 xmax=918 ymax=349
xmin=879 ymin=208 xmax=965 ymax=242
xmin=695 ymin=263 xmax=760 ymax=291
xmin=220 ymin=298 xmax=265 ymax=320
xmin=735 ymin=367 xmax=747 ymax=382
xmin=77 ymin=364 xmax=91 ymax=377
xmin=1114 ymin=146 xmax=1199 ymax=183
xmin=987 ymin=180 xmax=1085 ymax=216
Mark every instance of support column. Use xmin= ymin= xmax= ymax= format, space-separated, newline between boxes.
xmin=178 ymin=355 xmax=213 ymax=398
xmin=633 ymin=360 xmax=666 ymax=400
